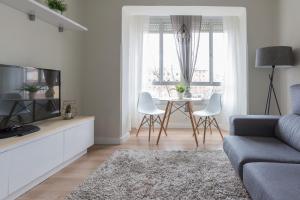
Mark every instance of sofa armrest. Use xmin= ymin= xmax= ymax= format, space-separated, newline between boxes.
xmin=230 ymin=115 xmax=280 ymax=137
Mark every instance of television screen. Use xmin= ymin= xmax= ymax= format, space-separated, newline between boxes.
xmin=0 ymin=64 xmax=61 ymax=130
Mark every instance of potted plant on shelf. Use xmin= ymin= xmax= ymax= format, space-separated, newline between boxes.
xmin=45 ymin=0 xmax=67 ymax=15
xmin=21 ymin=84 xmax=41 ymax=99
xmin=64 ymin=104 xmax=73 ymax=120
xmin=176 ymin=83 xmax=186 ymax=99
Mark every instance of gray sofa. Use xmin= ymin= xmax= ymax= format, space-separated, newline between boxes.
xmin=223 ymin=84 xmax=300 ymax=200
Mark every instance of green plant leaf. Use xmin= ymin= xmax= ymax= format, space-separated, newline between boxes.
xmin=46 ymin=0 xmax=67 ymax=13
xmin=20 ymin=84 xmax=41 ymax=93
xmin=175 ymin=83 xmax=186 ymax=93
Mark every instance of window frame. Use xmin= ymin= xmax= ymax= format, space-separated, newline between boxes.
xmin=151 ymin=19 xmax=222 ymax=87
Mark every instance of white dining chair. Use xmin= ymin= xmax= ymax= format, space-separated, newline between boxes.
xmin=193 ymin=93 xmax=224 ymax=144
xmin=136 ymin=92 xmax=167 ymax=142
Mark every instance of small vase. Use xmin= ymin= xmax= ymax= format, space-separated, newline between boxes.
xmin=64 ymin=113 xmax=73 ymax=120
xmin=177 ymin=93 xmax=184 ymax=99
xmin=184 ymin=87 xmax=192 ymax=98
xmin=29 ymin=92 xmax=36 ymax=100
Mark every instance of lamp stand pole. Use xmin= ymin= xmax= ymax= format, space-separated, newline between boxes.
xmin=265 ymin=65 xmax=282 ymax=115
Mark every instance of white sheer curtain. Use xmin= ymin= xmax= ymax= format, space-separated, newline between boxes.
xmin=127 ymin=16 xmax=149 ymax=129
xmin=218 ymin=16 xmax=247 ymax=129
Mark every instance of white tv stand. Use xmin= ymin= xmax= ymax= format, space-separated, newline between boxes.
xmin=0 ymin=116 xmax=95 ymax=200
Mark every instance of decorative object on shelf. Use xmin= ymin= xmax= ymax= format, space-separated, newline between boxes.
xmin=21 ymin=84 xmax=41 ymax=99
xmin=64 ymin=104 xmax=72 ymax=119
xmin=62 ymin=100 xmax=77 ymax=120
xmin=45 ymin=0 xmax=67 ymax=15
xmin=256 ymin=46 xmax=294 ymax=115
xmin=176 ymin=83 xmax=186 ymax=99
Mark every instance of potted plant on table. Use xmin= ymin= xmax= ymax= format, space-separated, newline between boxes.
xmin=21 ymin=84 xmax=41 ymax=99
xmin=176 ymin=83 xmax=186 ymax=99
xmin=45 ymin=0 xmax=67 ymax=15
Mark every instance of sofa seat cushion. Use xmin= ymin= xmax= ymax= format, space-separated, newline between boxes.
xmin=243 ymin=163 xmax=300 ymax=200
xmin=275 ymin=114 xmax=300 ymax=151
xmin=223 ymin=136 xmax=300 ymax=177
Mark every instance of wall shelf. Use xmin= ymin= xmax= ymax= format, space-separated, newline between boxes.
xmin=0 ymin=0 xmax=88 ymax=32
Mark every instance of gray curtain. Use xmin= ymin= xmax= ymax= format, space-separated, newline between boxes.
xmin=171 ymin=15 xmax=202 ymax=97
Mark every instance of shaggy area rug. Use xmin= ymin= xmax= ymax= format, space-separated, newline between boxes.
xmin=66 ymin=150 xmax=250 ymax=200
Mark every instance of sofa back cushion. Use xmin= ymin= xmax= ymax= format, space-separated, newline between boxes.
xmin=290 ymin=84 xmax=300 ymax=115
xmin=275 ymin=114 xmax=300 ymax=151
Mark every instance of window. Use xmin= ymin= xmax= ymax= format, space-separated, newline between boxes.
xmin=142 ymin=17 xmax=225 ymax=99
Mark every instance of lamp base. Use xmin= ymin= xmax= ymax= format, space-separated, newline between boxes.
xmin=265 ymin=65 xmax=281 ymax=115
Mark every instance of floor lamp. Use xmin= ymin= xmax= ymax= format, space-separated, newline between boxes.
xmin=256 ymin=46 xmax=294 ymax=115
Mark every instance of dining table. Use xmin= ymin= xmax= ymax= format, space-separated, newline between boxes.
xmin=156 ymin=97 xmax=202 ymax=146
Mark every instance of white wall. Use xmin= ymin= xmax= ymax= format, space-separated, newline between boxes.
xmin=0 ymin=0 xmax=85 ymax=112
xmin=277 ymin=0 xmax=300 ymax=114
xmin=83 ymin=0 xmax=279 ymax=144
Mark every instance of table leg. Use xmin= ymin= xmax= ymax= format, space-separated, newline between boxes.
xmin=208 ymin=117 xmax=213 ymax=135
xmin=203 ymin=117 xmax=208 ymax=144
xmin=158 ymin=116 xmax=167 ymax=136
xmin=156 ymin=101 xmax=170 ymax=145
xmin=152 ymin=116 xmax=155 ymax=132
xmin=165 ymin=102 xmax=173 ymax=130
xmin=187 ymin=102 xmax=198 ymax=147
xmin=192 ymin=115 xmax=200 ymax=136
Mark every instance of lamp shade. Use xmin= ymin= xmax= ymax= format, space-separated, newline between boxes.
xmin=256 ymin=46 xmax=294 ymax=68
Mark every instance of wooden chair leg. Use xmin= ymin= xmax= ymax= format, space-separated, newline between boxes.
xmin=152 ymin=115 xmax=155 ymax=132
xmin=196 ymin=117 xmax=202 ymax=129
xmin=158 ymin=116 xmax=167 ymax=136
xmin=136 ymin=115 xmax=146 ymax=136
xmin=196 ymin=117 xmax=205 ymax=132
xmin=148 ymin=115 xmax=152 ymax=142
xmin=213 ymin=117 xmax=224 ymax=140
xmin=208 ymin=117 xmax=213 ymax=135
xmin=203 ymin=117 xmax=208 ymax=144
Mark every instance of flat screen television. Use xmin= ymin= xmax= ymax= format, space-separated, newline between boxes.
xmin=0 ymin=64 xmax=61 ymax=138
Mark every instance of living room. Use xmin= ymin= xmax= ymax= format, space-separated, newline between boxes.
xmin=0 ymin=0 xmax=299 ymax=200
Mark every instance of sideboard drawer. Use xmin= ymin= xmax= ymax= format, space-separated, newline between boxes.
xmin=0 ymin=152 xmax=9 ymax=200
xmin=64 ymin=121 xmax=94 ymax=161
xmin=8 ymin=133 xmax=64 ymax=193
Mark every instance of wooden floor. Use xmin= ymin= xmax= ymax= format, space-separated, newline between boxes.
xmin=18 ymin=128 xmax=227 ymax=200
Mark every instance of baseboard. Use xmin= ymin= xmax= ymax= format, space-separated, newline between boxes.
xmin=120 ymin=131 xmax=130 ymax=143
xmin=134 ymin=121 xmax=228 ymax=130
xmin=95 ymin=123 xmax=227 ymax=145
xmin=133 ymin=122 xmax=194 ymax=129
xmin=95 ymin=131 xmax=130 ymax=145
xmin=166 ymin=122 xmax=194 ymax=129
xmin=5 ymin=150 xmax=87 ymax=200
xmin=95 ymin=137 xmax=118 ymax=144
